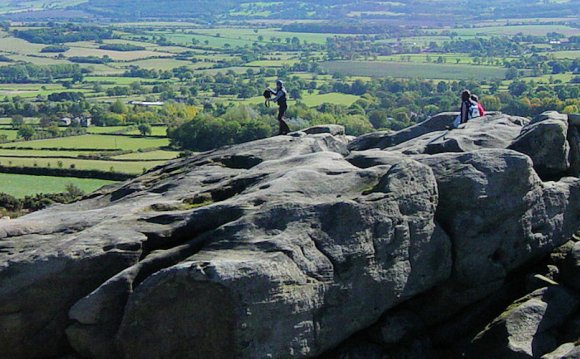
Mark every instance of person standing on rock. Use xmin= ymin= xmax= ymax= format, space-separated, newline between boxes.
xmin=266 ymin=80 xmax=291 ymax=135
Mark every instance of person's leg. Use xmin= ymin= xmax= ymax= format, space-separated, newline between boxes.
xmin=451 ymin=115 xmax=461 ymax=129
xmin=278 ymin=104 xmax=290 ymax=135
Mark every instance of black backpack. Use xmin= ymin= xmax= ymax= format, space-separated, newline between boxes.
xmin=263 ymin=90 xmax=273 ymax=107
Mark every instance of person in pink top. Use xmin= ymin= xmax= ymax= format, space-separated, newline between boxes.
xmin=471 ymin=94 xmax=486 ymax=117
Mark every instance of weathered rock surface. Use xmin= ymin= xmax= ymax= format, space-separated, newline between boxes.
xmin=542 ymin=343 xmax=580 ymax=359
xmin=568 ymin=123 xmax=580 ymax=177
xmin=560 ymin=241 xmax=580 ymax=291
xmin=348 ymin=111 xmax=504 ymax=152
xmin=389 ymin=114 xmax=529 ymax=155
xmin=509 ymin=112 xmax=571 ymax=180
xmin=0 ymin=111 xmax=579 ymax=359
xmin=301 ymin=124 xmax=346 ymax=136
xmin=468 ymin=286 xmax=578 ymax=359
xmin=348 ymin=112 xmax=459 ymax=151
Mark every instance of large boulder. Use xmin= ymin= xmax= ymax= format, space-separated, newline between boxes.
xmin=345 ymin=150 xmax=406 ymax=169
xmin=347 ymin=131 xmax=390 ymax=152
xmin=1 ymin=111 xmax=579 ymax=359
xmin=558 ymin=241 xmax=580 ymax=291
xmin=338 ymin=145 xmax=580 ymax=349
xmin=386 ymin=114 xmax=528 ymax=155
xmin=417 ymin=149 xmax=579 ymax=288
xmin=0 ymin=135 xmax=350 ymax=358
xmin=348 ymin=112 xmax=504 ymax=152
xmin=301 ymin=124 xmax=345 ymax=136
xmin=0 ymin=134 xmax=452 ymax=359
xmin=568 ymin=123 xmax=580 ymax=177
xmin=401 ymin=150 xmax=580 ymax=325
xmin=468 ymin=286 xmax=579 ymax=359
xmin=113 ymin=154 xmax=451 ymax=358
xmin=348 ymin=112 xmax=459 ymax=151
xmin=542 ymin=343 xmax=579 ymax=359
xmin=509 ymin=111 xmax=571 ymax=179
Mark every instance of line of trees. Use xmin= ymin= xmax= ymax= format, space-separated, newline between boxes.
xmin=40 ymin=45 xmax=70 ymax=53
xmin=0 ymin=64 xmax=83 ymax=84
xmin=13 ymin=23 xmax=113 ymax=44
xmin=98 ymin=43 xmax=146 ymax=51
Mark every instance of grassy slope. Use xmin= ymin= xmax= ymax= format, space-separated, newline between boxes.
xmin=0 ymin=172 xmax=114 ymax=198
xmin=0 ymin=156 xmax=166 ymax=174
xmin=0 ymin=134 xmax=170 ymax=150
xmin=322 ymin=61 xmax=507 ymax=80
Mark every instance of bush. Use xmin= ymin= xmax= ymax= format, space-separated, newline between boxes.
xmin=0 ymin=193 xmax=23 ymax=212
xmin=0 ymin=186 xmax=85 ymax=217
xmin=17 ymin=124 xmax=36 ymax=140
xmin=47 ymin=92 xmax=85 ymax=102
xmin=40 ymin=45 xmax=70 ymax=53
xmin=99 ymin=43 xmax=146 ymax=51
xmin=168 ymin=110 xmax=272 ymax=151
xmin=69 ymin=56 xmax=112 ymax=64
xmin=137 ymin=123 xmax=152 ymax=136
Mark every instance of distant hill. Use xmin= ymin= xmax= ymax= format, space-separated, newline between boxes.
xmin=73 ymin=0 xmax=579 ymax=21
xmin=76 ymin=0 xmax=238 ymax=21
xmin=0 ymin=0 xmax=88 ymax=14
xmin=1 ymin=0 xmax=578 ymax=22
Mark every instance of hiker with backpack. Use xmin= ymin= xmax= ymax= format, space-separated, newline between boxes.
xmin=265 ymin=80 xmax=291 ymax=135
xmin=451 ymin=90 xmax=481 ymax=129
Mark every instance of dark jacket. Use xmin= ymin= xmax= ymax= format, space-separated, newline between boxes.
xmin=268 ymin=87 xmax=287 ymax=106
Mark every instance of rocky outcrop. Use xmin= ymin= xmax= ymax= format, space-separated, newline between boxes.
xmin=394 ymin=114 xmax=528 ymax=155
xmin=0 ymin=111 xmax=579 ymax=359
xmin=348 ymin=111 xmax=504 ymax=152
xmin=468 ymin=286 xmax=578 ymax=358
xmin=509 ymin=113 xmax=571 ymax=180
xmin=542 ymin=343 xmax=580 ymax=359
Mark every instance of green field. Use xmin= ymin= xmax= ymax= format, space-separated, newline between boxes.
xmin=322 ymin=61 xmax=508 ymax=80
xmin=190 ymin=27 xmax=342 ymax=45
xmin=521 ymin=73 xmax=576 ymax=84
xmin=0 ymin=135 xmax=170 ymax=150
xmin=0 ymin=148 xmax=100 ymax=157
xmin=377 ymin=53 xmax=512 ymax=65
xmin=299 ymin=92 xmax=360 ymax=107
xmin=0 ymin=173 xmax=115 ymax=198
xmin=88 ymin=126 xmax=168 ymax=137
xmin=113 ymin=150 xmax=180 ymax=160
xmin=0 ymin=83 xmax=88 ymax=98
xmin=63 ymin=46 xmax=174 ymax=61
xmin=0 ymin=117 xmax=40 ymax=125
xmin=0 ymin=156 xmax=166 ymax=174
xmin=446 ymin=24 xmax=579 ymax=37
xmin=548 ymin=51 xmax=580 ymax=59
xmin=121 ymin=58 xmax=207 ymax=70
xmin=155 ymin=28 xmax=341 ymax=48
xmin=0 ymin=9 xmax=577 ymax=202
xmin=0 ymin=129 xmax=19 ymax=141
xmin=84 ymin=76 xmax=161 ymax=85
xmin=246 ymin=59 xmax=299 ymax=67
xmin=0 ymin=36 xmax=46 ymax=55
xmin=86 ymin=126 xmax=129 ymax=134
xmin=125 ymin=126 xmax=168 ymax=137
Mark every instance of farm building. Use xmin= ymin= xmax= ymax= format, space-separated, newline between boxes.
xmin=59 ymin=117 xmax=72 ymax=126
xmin=128 ymin=101 xmax=165 ymax=107
xmin=59 ymin=116 xmax=92 ymax=127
